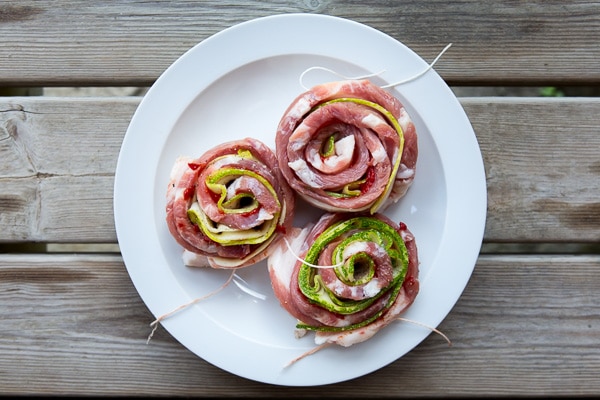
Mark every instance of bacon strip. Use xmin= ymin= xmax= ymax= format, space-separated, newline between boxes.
xmin=268 ymin=212 xmax=419 ymax=347
xmin=166 ymin=138 xmax=295 ymax=269
xmin=275 ymin=79 xmax=418 ymax=214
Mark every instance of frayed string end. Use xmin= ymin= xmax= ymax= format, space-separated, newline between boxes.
xmin=146 ymin=269 xmax=236 ymax=344
xmin=381 ymin=43 xmax=453 ymax=88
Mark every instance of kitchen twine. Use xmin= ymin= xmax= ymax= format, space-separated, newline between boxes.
xmin=146 ymin=269 xmax=237 ymax=343
xmin=299 ymin=43 xmax=453 ymax=90
xmin=146 ymin=43 xmax=455 ymax=353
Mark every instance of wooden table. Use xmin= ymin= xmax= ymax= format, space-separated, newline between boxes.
xmin=1 ymin=1 xmax=599 ymax=397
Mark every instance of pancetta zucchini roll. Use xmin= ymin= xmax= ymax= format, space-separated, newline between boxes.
xmin=166 ymin=137 xmax=295 ymax=269
xmin=268 ymin=212 xmax=419 ymax=347
xmin=275 ymin=79 xmax=417 ymax=214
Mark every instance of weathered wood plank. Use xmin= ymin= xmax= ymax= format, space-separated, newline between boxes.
xmin=0 ymin=98 xmax=135 ymax=242
xmin=463 ymin=97 xmax=600 ymax=242
xmin=0 ymin=253 xmax=598 ymax=396
xmin=2 ymin=97 xmax=599 ymax=243
xmin=0 ymin=98 xmax=134 ymax=177
xmin=0 ymin=1 xmax=599 ymax=86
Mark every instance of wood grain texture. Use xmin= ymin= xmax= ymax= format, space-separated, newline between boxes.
xmin=462 ymin=97 xmax=600 ymax=242
xmin=1 ymin=2 xmax=599 ymax=397
xmin=0 ymin=1 xmax=599 ymax=86
xmin=0 ymin=253 xmax=598 ymax=396
xmin=1 ymin=97 xmax=599 ymax=243
xmin=0 ymin=98 xmax=136 ymax=242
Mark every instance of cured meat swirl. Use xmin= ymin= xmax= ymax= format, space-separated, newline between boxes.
xmin=268 ymin=212 xmax=419 ymax=347
xmin=275 ymin=79 xmax=418 ymax=214
xmin=166 ymin=137 xmax=295 ymax=269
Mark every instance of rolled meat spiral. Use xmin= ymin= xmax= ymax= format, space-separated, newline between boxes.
xmin=275 ymin=79 xmax=418 ymax=214
xmin=165 ymin=137 xmax=295 ymax=269
xmin=268 ymin=212 xmax=419 ymax=347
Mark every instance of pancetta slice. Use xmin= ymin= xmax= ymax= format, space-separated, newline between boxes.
xmin=275 ymin=79 xmax=418 ymax=214
xmin=268 ymin=212 xmax=419 ymax=348
xmin=166 ymin=137 xmax=295 ymax=269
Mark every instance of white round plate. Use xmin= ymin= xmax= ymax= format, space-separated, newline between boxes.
xmin=114 ymin=13 xmax=486 ymax=386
